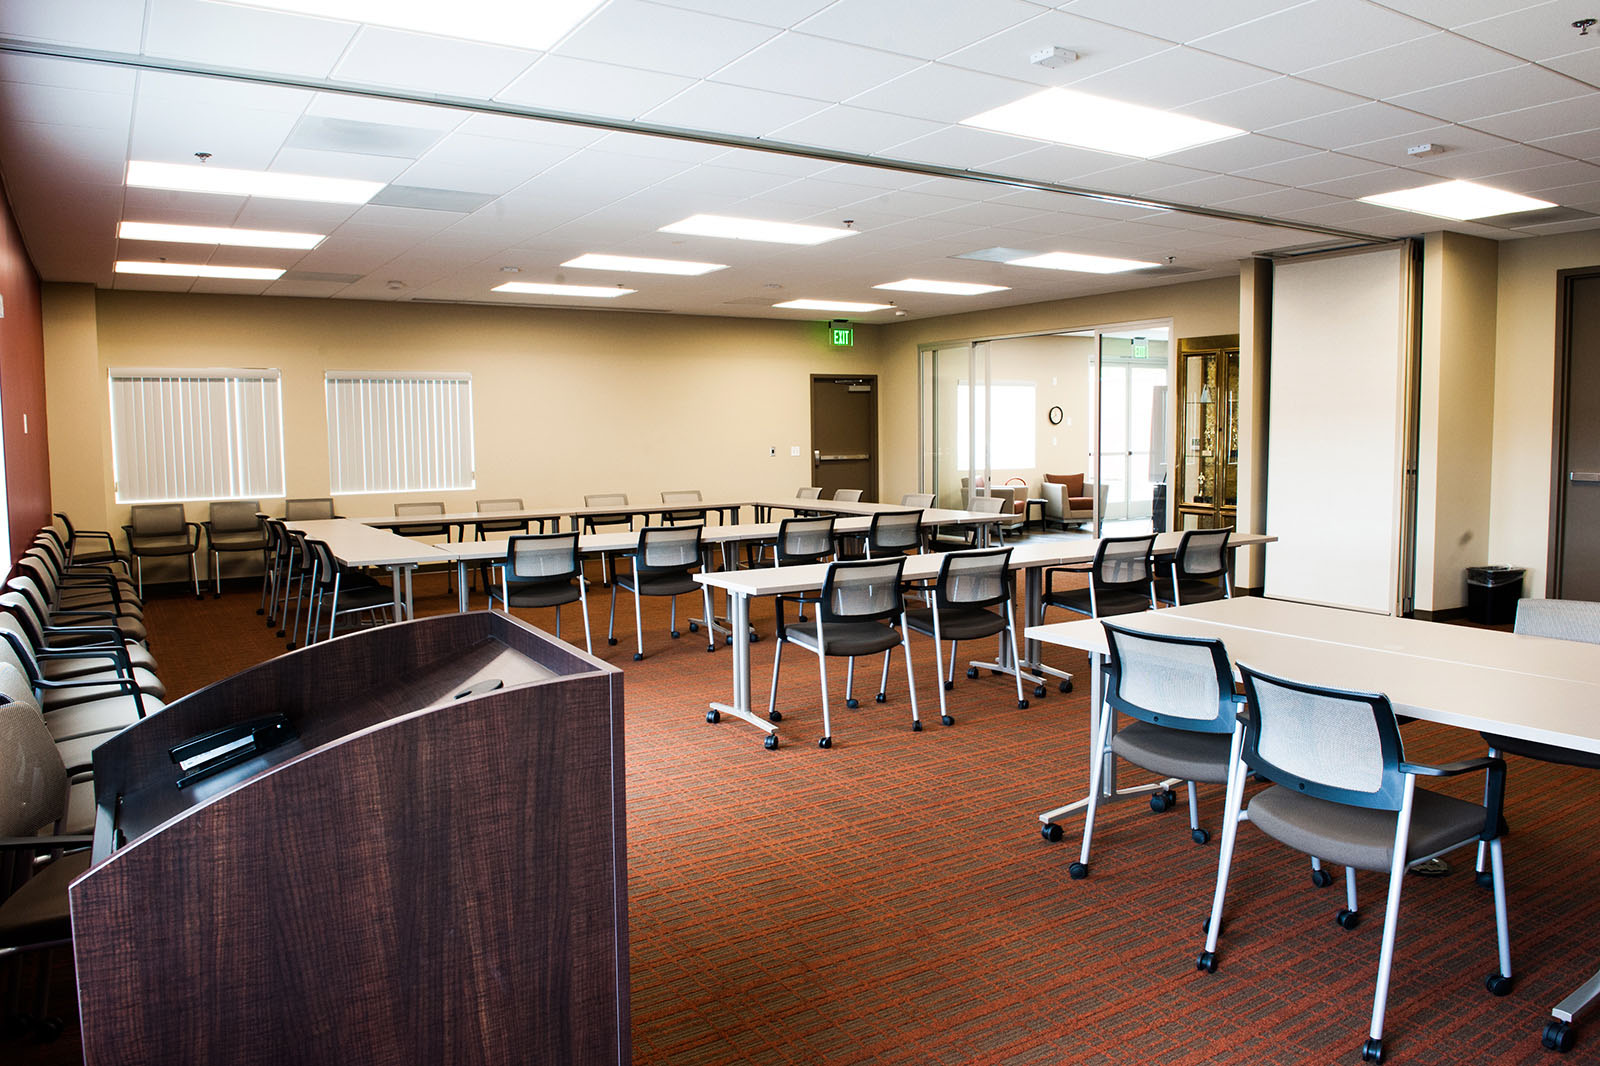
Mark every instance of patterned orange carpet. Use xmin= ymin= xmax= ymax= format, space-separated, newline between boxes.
xmin=13 ymin=569 xmax=1597 ymax=1065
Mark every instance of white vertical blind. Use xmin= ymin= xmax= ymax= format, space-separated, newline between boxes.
xmin=109 ymin=368 xmax=285 ymax=503
xmin=325 ymin=372 xmax=475 ymax=494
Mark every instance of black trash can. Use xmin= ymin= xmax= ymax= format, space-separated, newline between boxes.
xmin=1465 ymin=565 xmax=1524 ymax=626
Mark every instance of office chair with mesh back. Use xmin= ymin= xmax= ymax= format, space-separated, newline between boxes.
xmin=52 ymin=513 xmax=127 ymax=573
xmin=1067 ymin=623 xmax=1241 ymax=879
xmin=203 ymin=501 xmax=269 ymax=598
xmin=303 ymin=539 xmax=394 ymax=644
xmin=1155 ymin=527 xmax=1233 ymax=607
xmin=1040 ymin=533 xmax=1156 ymax=693
xmin=283 ymin=497 xmax=336 ymax=521
xmin=902 ymin=547 xmax=1026 ymax=727
xmin=489 ymin=533 xmax=591 ymax=654
xmin=900 ymin=492 xmax=936 ymax=508
xmin=122 ymin=503 xmax=202 ymax=599
xmin=607 ymin=526 xmax=712 ymax=661
xmin=1200 ymin=663 xmax=1512 ymax=1064
xmin=474 ymin=498 xmax=535 ymax=538
xmin=584 ymin=493 xmax=634 ymax=584
xmin=831 ymin=488 xmax=863 ymax=502
xmin=768 ymin=556 xmax=918 ymax=749
xmin=391 ymin=501 xmax=451 ymax=539
xmin=759 ymin=514 xmax=837 ymax=620
xmin=932 ymin=494 xmax=1006 ymax=550
xmin=660 ymin=490 xmax=709 ymax=526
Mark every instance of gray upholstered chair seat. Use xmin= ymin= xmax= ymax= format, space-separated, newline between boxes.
xmin=127 ymin=532 xmax=196 ymax=556
xmin=1110 ymin=721 xmax=1234 ymax=784
xmin=38 ymin=643 xmax=159 ymax=678
xmin=1158 ymin=574 xmax=1229 ymax=605
xmin=1248 ymin=785 xmax=1487 ymax=873
xmin=619 ymin=570 xmax=701 ymax=597
xmin=207 ymin=528 xmax=268 ymax=551
xmin=43 ymin=696 xmax=154 ymax=742
xmin=784 ymin=619 xmax=903 ymax=657
xmin=0 ymin=849 xmax=89 ymax=950
xmin=903 ymin=605 xmax=1007 ymax=641
xmin=501 ymin=578 xmax=581 ymax=610
xmin=1045 ymin=584 xmax=1152 ymax=617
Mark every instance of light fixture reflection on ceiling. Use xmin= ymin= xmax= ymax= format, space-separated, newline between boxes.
xmin=203 ymin=0 xmax=607 ymax=50
xmin=492 ymin=281 xmax=635 ymax=298
xmin=118 ymin=221 xmax=325 ymax=249
xmin=773 ymin=299 xmax=893 ymax=313
xmin=115 ymin=261 xmax=286 ymax=280
xmin=1358 ymin=179 xmax=1556 ymax=221
xmin=562 ymin=253 xmax=727 ymax=276
xmin=126 ymin=161 xmax=384 ymax=204
xmin=961 ymin=88 xmax=1244 ymax=158
xmin=874 ymin=278 xmax=1009 ymax=296
xmin=660 ymin=214 xmax=858 ymax=246
xmin=1006 ymin=251 xmax=1157 ymax=274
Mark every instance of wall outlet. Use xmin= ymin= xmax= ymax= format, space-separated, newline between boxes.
xmin=790 ymin=445 xmax=801 ymax=457
xmin=769 ymin=446 xmax=776 ymax=456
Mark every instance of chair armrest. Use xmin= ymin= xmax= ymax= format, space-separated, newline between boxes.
xmin=0 ymin=834 xmax=94 ymax=852
xmin=1399 ymin=756 xmax=1501 ymax=777
xmin=1402 ymin=755 xmax=1507 ymax=842
xmin=1043 ymin=565 xmax=1088 ymax=598
xmin=1041 ymin=482 xmax=1066 ymax=518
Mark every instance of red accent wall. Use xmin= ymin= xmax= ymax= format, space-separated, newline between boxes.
xmin=0 ymin=181 xmax=49 ymax=563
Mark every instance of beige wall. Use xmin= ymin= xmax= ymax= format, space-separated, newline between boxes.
xmin=876 ymin=277 xmax=1240 ymax=500
xmin=1489 ymin=231 xmax=1600 ymax=597
xmin=44 ymin=287 xmax=883 ymax=544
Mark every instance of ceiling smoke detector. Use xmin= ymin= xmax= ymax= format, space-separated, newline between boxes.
xmin=1030 ymin=45 xmax=1078 ymax=69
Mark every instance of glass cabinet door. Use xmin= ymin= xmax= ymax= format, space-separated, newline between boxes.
xmin=1175 ymin=335 xmax=1240 ymax=530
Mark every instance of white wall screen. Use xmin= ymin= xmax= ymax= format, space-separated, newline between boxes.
xmin=326 ymin=372 xmax=475 ymax=494
xmin=1265 ymin=244 xmax=1415 ymax=613
xmin=109 ymin=368 xmax=285 ymax=503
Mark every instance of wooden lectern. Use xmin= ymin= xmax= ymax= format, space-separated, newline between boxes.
xmin=69 ymin=612 xmax=628 ymax=1065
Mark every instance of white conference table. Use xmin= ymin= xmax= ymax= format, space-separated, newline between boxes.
xmin=692 ymin=531 xmax=1275 ymax=747
xmin=362 ymin=499 xmax=749 ymax=535
xmin=1026 ymin=596 xmax=1600 ymax=1049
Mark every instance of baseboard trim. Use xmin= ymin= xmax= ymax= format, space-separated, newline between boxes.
xmin=1412 ymin=606 xmax=1467 ymax=622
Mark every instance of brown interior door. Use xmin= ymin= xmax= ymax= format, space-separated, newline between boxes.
xmin=1552 ymin=268 xmax=1600 ymax=598
xmin=810 ymin=376 xmax=878 ymax=502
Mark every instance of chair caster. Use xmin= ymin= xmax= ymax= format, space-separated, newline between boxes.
xmin=1360 ymin=1037 xmax=1384 ymax=1063
xmin=1041 ymin=821 xmax=1063 ymax=842
xmin=966 ymin=666 xmax=979 ymax=679
xmin=764 ymin=733 xmax=779 ymax=750
xmin=286 ymin=642 xmax=297 ymax=651
xmin=671 ymin=629 xmax=681 ymax=639
xmin=1196 ymin=951 xmax=1217 ymax=973
xmin=1543 ymin=1020 xmax=1575 ymax=1052
xmin=912 ymin=720 xmax=922 ymax=731
xmin=1068 ymin=862 xmax=1088 ymax=879
xmin=1191 ymin=828 xmax=1210 ymax=844
xmin=1475 ymin=870 xmax=1494 ymax=889
xmin=768 ymin=710 xmax=782 ymax=722
xmin=608 ymin=636 xmax=618 ymax=646
xmin=1017 ymin=698 xmax=1029 ymax=709
xmin=726 ymin=634 xmax=733 ymax=645
xmin=256 ymin=607 xmax=265 ymax=615
xmin=706 ymin=709 xmax=720 ymax=724
xmin=875 ymin=692 xmax=886 ymax=703
xmin=276 ymin=629 xmax=287 ymax=638
xmin=941 ymin=714 xmax=954 ymax=726
xmin=706 ymin=643 xmax=715 ymax=653
xmin=846 ymin=698 xmax=859 ymax=709
xmin=1059 ymin=679 xmax=1073 ymax=693
xmin=1311 ymin=869 xmax=1334 ymax=888
xmin=689 ymin=621 xmax=699 ymax=632
xmin=818 ymin=735 xmax=831 ymax=749
xmin=1336 ymin=908 xmax=1360 ymax=930
xmin=1485 ymin=972 xmax=1513 ymax=996
xmin=1202 ymin=916 xmax=1220 ymax=935
xmin=633 ymin=652 xmax=643 ymax=661
xmin=943 ymin=680 xmax=954 ymax=690
xmin=1150 ymin=789 xmax=1176 ymax=813
xmin=1033 ymin=685 xmax=1046 ymax=698
xmin=750 ymin=633 xmax=761 ymax=643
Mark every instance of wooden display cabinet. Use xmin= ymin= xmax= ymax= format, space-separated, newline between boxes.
xmin=70 ymin=611 xmax=627 ymax=1066
xmin=1175 ymin=334 xmax=1240 ymax=531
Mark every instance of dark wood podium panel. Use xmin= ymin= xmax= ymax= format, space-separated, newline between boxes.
xmin=69 ymin=612 xmax=628 ymax=1066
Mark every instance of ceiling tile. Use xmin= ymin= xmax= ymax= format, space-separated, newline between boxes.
xmin=1388 ymin=64 xmax=1590 ymax=122
xmin=1403 ymin=142 xmax=1572 ymax=179
xmin=845 ymin=64 xmax=1038 ymax=124
xmin=1162 ymin=134 xmax=1320 ymax=173
xmin=0 ymin=119 xmax=126 ymax=184
xmin=795 ymin=0 xmax=1045 ymax=62
xmin=1446 ymin=1 xmax=1600 ymax=61
xmin=1297 ymin=31 xmax=1521 ymax=98
xmin=883 ymin=125 xmax=1042 ymax=170
xmin=1468 ymin=92 xmax=1600 ymax=141
xmin=1363 ymin=0 xmax=1554 ymax=30
xmin=1237 ymin=149 xmax=1390 ymax=186
xmin=496 ymin=55 xmax=696 ymax=120
xmin=0 ymin=52 xmax=135 ymax=94
xmin=645 ymin=0 xmax=836 ymax=25
xmin=640 ymin=82 xmax=830 ymax=138
xmin=992 ymin=143 xmax=1162 ymax=185
xmin=268 ymin=147 xmax=411 ymax=183
xmin=1262 ymin=101 xmax=1442 ymax=150
xmin=711 ymin=32 xmax=923 ymax=101
xmin=130 ymin=95 xmax=304 ymax=171
xmin=304 ymin=94 xmax=465 ymax=131
xmin=1183 ymin=76 xmax=1366 ymax=131
xmin=939 ymin=10 xmax=1172 ymax=86
xmin=555 ymin=1 xmax=779 ymax=78
xmin=1544 ymin=47 xmax=1600 ymax=90
xmin=145 ymin=0 xmax=357 ymax=78
xmin=1191 ymin=0 xmax=1434 ymax=71
xmin=333 ymin=26 xmax=540 ymax=99
xmin=1337 ymin=122 xmax=1512 ymax=166
xmin=1047 ymin=0 xmax=1312 ymax=47
xmin=139 ymin=70 xmax=313 ymax=115
xmin=1532 ymin=126 xmax=1600 ymax=159
xmin=768 ymin=105 xmax=944 ymax=156
xmin=0 ymin=0 xmax=144 ymax=51
xmin=1068 ymin=46 xmax=1277 ymax=110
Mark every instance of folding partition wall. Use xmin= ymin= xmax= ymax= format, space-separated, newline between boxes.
xmin=1264 ymin=242 xmax=1420 ymax=614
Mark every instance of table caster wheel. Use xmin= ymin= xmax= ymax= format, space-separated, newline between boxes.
xmin=1034 ymin=685 xmax=1046 ymax=698
xmin=1068 ymin=862 xmax=1088 ymax=879
xmin=1485 ymin=972 xmax=1513 ymax=996
xmin=1191 ymin=828 xmax=1210 ymax=844
xmin=689 ymin=621 xmax=699 ymax=632
xmin=1041 ymin=822 xmax=1063 ymax=842
xmin=1150 ymin=789 xmax=1176 ymax=813
xmin=768 ymin=710 xmax=782 ymax=722
xmin=1196 ymin=951 xmax=1217 ymax=973
xmin=1311 ymin=869 xmax=1334 ymax=888
xmin=941 ymin=714 xmax=954 ymax=726
xmin=1059 ymin=679 xmax=1073 ymax=694
xmin=1360 ymin=1037 xmax=1384 ymax=1063
xmin=1337 ymin=908 xmax=1360 ymax=930
xmin=764 ymin=733 xmax=779 ymax=750
xmin=705 ymin=709 xmax=720 ymax=724
xmin=671 ymin=629 xmax=681 ymax=639
xmin=818 ymin=735 xmax=832 ymax=749
xmin=966 ymin=666 xmax=978 ymax=679
xmin=607 ymin=636 xmax=617 ymax=646
xmin=943 ymin=680 xmax=954 ymax=690
xmin=1543 ymin=1020 xmax=1574 ymax=1052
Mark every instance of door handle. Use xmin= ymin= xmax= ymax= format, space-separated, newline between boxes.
xmin=1571 ymin=472 xmax=1600 ymax=482
xmin=818 ymin=453 xmax=869 ymax=461
xmin=813 ymin=449 xmax=820 ymax=466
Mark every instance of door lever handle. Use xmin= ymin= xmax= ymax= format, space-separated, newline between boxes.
xmin=1571 ymin=471 xmax=1600 ymax=482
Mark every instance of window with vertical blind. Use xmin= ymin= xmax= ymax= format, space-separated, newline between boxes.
xmin=325 ymin=371 xmax=475 ymax=494
xmin=108 ymin=368 xmax=285 ymax=503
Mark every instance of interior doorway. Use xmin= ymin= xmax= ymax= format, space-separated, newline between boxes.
xmin=811 ymin=375 xmax=878 ymax=502
xmin=1549 ymin=265 xmax=1600 ymax=598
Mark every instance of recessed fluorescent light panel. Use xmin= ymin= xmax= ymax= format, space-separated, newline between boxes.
xmin=204 ymin=0 xmax=607 ymax=50
xmin=126 ymin=161 xmax=384 ymax=204
xmin=562 ymin=253 xmax=727 ymax=276
xmin=961 ymin=88 xmax=1244 ymax=158
xmin=492 ymin=281 xmax=634 ymax=298
xmin=118 ymin=221 xmax=325 ymax=249
xmin=1358 ymin=179 xmax=1557 ymax=221
xmin=1007 ymin=251 xmax=1157 ymax=274
xmin=874 ymin=278 xmax=1009 ymax=296
xmin=773 ymin=299 xmax=893 ymax=313
xmin=115 ymin=261 xmax=285 ymax=280
xmin=660 ymin=215 xmax=858 ymax=246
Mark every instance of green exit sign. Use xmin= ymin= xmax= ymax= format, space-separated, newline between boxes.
xmin=830 ymin=320 xmax=853 ymax=347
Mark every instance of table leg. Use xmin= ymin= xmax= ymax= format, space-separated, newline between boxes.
xmin=707 ymin=591 xmax=777 ymax=746
xmin=457 ymin=560 xmax=470 ymax=613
